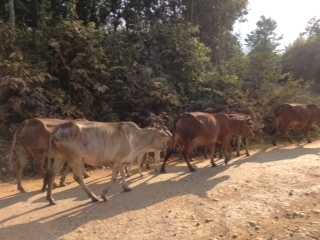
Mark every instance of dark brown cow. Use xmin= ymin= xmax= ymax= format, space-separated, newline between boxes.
xmin=160 ymin=112 xmax=254 ymax=173
xmin=271 ymin=103 xmax=320 ymax=146
xmin=8 ymin=118 xmax=89 ymax=192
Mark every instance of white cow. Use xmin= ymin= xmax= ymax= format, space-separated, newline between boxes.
xmin=44 ymin=121 xmax=171 ymax=205
xmin=126 ymin=150 xmax=163 ymax=177
xmin=126 ymin=124 xmax=172 ymax=176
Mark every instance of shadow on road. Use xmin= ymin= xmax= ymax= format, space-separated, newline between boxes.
xmin=1 ymin=141 xmax=320 ymax=239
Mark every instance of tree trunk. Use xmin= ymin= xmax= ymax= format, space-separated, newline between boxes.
xmin=8 ymin=0 xmax=15 ymax=40
xmin=190 ymin=0 xmax=194 ymax=26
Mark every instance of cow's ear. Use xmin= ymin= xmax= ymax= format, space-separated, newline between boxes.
xmin=159 ymin=131 xmax=171 ymax=138
xmin=245 ymin=120 xmax=253 ymax=126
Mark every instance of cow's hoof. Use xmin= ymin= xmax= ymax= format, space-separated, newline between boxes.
xmin=211 ymin=164 xmax=217 ymax=167
xmin=124 ymin=187 xmax=132 ymax=192
xmin=49 ymin=201 xmax=57 ymax=206
xmin=83 ymin=173 xmax=91 ymax=178
xmin=190 ymin=168 xmax=196 ymax=172
xmin=91 ymin=197 xmax=99 ymax=202
xmin=101 ymin=196 xmax=108 ymax=202
xmin=59 ymin=182 xmax=68 ymax=187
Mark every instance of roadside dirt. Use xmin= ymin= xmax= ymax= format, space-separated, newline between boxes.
xmin=1 ymin=141 xmax=320 ymax=240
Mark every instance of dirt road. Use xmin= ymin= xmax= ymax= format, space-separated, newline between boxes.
xmin=1 ymin=141 xmax=320 ymax=240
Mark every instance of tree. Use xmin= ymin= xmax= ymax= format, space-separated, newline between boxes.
xmin=183 ymin=0 xmax=249 ymax=66
xmin=282 ymin=17 xmax=320 ymax=84
xmin=245 ymin=16 xmax=282 ymax=53
xmin=241 ymin=15 xmax=309 ymax=118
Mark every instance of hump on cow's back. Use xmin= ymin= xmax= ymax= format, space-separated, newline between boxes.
xmin=52 ymin=121 xmax=81 ymax=141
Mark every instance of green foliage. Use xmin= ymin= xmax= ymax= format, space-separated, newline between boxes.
xmin=0 ymin=0 xmax=316 ymax=141
xmin=282 ymin=18 xmax=320 ymax=84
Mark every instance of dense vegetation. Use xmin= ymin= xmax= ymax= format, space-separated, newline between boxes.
xmin=1 ymin=0 xmax=320 ymax=139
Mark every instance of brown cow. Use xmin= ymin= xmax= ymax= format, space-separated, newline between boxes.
xmin=204 ymin=113 xmax=264 ymax=159
xmin=43 ymin=121 xmax=171 ymax=205
xmin=8 ymin=118 xmax=89 ymax=192
xmin=160 ymin=112 xmax=254 ymax=173
xmin=228 ymin=113 xmax=265 ymax=156
xmin=271 ymin=103 xmax=320 ymax=146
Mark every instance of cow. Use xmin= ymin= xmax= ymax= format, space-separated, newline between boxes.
xmin=160 ymin=112 xmax=254 ymax=173
xmin=43 ymin=121 xmax=171 ymax=205
xmin=204 ymin=113 xmax=264 ymax=159
xmin=228 ymin=113 xmax=265 ymax=156
xmin=271 ymin=103 xmax=320 ymax=146
xmin=126 ymin=124 xmax=172 ymax=176
xmin=8 ymin=118 xmax=90 ymax=192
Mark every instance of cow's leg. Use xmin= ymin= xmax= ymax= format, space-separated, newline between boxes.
xmin=101 ymin=162 xmax=121 ymax=201
xmin=160 ymin=147 xmax=174 ymax=173
xmin=141 ymin=152 xmax=150 ymax=169
xmin=154 ymin=151 xmax=161 ymax=171
xmin=29 ymin=149 xmax=62 ymax=189
xmin=83 ymin=165 xmax=91 ymax=178
xmin=16 ymin=146 xmax=29 ymax=192
xmin=119 ymin=163 xmax=132 ymax=192
xmin=219 ymin=145 xmax=224 ymax=159
xmin=272 ymin=135 xmax=277 ymax=146
xmin=46 ymin=158 xmax=65 ymax=205
xmin=59 ymin=163 xmax=70 ymax=187
xmin=126 ymin=156 xmax=137 ymax=177
xmin=223 ymin=142 xmax=232 ymax=164
xmin=29 ymin=149 xmax=46 ymax=178
xmin=243 ymin=137 xmax=250 ymax=156
xmin=209 ymin=144 xmax=217 ymax=167
xmin=135 ymin=154 xmax=144 ymax=176
xmin=236 ymin=136 xmax=241 ymax=157
xmin=282 ymin=126 xmax=292 ymax=144
xmin=304 ymin=125 xmax=312 ymax=143
xmin=70 ymin=160 xmax=99 ymax=203
xmin=181 ymin=143 xmax=196 ymax=172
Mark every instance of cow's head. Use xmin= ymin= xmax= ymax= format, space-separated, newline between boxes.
xmin=251 ymin=113 xmax=265 ymax=131
xmin=153 ymin=123 xmax=172 ymax=145
xmin=241 ymin=120 xmax=255 ymax=139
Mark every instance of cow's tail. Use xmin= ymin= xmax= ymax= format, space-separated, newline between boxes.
xmin=47 ymin=125 xmax=59 ymax=170
xmin=8 ymin=121 xmax=26 ymax=171
xmin=164 ymin=115 xmax=180 ymax=161
xmin=42 ymin=125 xmax=56 ymax=192
xmin=270 ymin=114 xmax=278 ymax=136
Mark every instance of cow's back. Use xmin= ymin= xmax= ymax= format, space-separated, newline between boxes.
xmin=212 ymin=113 xmax=232 ymax=142
xmin=275 ymin=103 xmax=320 ymax=127
xmin=52 ymin=121 xmax=146 ymax=166
xmin=18 ymin=118 xmax=51 ymax=151
xmin=173 ymin=112 xmax=219 ymax=146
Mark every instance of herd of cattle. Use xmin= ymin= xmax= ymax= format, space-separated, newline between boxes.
xmin=7 ymin=103 xmax=320 ymax=205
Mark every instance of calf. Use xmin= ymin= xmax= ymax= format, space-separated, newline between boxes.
xmin=126 ymin=123 xmax=172 ymax=176
xmin=228 ymin=113 xmax=264 ymax=156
